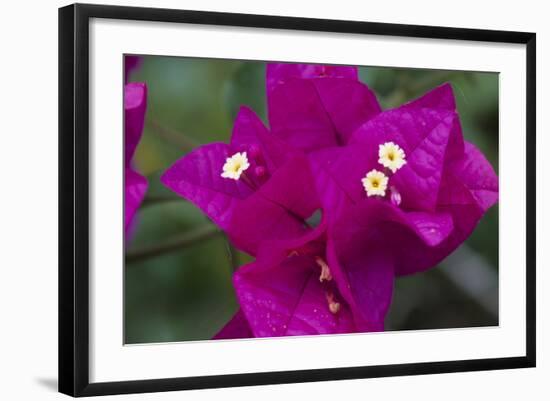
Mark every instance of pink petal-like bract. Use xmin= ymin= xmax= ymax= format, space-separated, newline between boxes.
xmin=124 ymin=82 xmax=148 ymax=233
xmin=125 ymin=167 xmax=148 ymax=232
xmin=267 ymin=63 xmax=381 ymax=151
xmin=124 ymin=82 xmax=147 ymax=166
xmin=226 ymin=153 xmax=319 ymax=255
xmin=318 ymin=84 xmax=498 ymax=276
xmin=266 ymin=63 xmax=358 ymax=95
xmin=213 ymin=309 xmax=253 ymax=339
xmin=234 ymin=224 xmax=384 ymax=337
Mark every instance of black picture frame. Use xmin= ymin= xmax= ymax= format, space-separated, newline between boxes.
xmin=59 ymin=3 xmax=536 ymax=397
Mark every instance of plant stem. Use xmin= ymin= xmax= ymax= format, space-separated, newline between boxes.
xmin=125 ymin=224 xmax=220 ymax=263
xmin=147 ymin=119 xmax=199 ymax=151
xmin=141 ymin=195 xmax=184 ymax=208
xmin=226 ymin=242 xmax=240 ymax=272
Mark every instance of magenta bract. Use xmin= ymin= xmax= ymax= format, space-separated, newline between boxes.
xmin=315 ymin=83 xmax=498 ymax=276
xmin=214 ymin=309 xmax=253 ymax=340
xmin=267 ymin=63 xmax=381 ymax=151
xmin=233 ymin=222 xmax=389 ymax=337
xmin=124 ymin=82 xmax=148 ymax=233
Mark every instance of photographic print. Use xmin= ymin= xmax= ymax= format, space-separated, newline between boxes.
xmin=123 ymin=56 xmax=499 ymax=344
xmin=60 ymin=5 xmax=536 ymax=395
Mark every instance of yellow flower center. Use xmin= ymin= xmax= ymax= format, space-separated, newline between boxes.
xmin=362 ymin=169 xmax=388 ymax=197
xmin=221 ymin=152 xmax=250 ymax=180
xmin=378 ymin=142 xmax=406 ymax=173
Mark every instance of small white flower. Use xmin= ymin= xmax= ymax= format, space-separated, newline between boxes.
xmin=362 ymin=169 xmax=388 ymax=197
xmin=378 ymin=142 xmax=407 ymax=173
xmin=221 ymin=152 xmax=250 ymax=180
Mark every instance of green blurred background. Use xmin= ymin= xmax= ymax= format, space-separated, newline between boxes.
xmin=125 ymin=56 xmax=499 ymax=344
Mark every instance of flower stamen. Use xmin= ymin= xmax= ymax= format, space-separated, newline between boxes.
xmin=326 ymin=292 xmax=341 ymax=314
xmin=315 ymin=256 xmax=332 ymax=282
xmin=287 ymin=250 xmax=300 ymax=258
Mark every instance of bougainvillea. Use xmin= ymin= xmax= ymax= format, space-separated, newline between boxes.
xmin=162 ymin=62 xmax=498 ymax=339
xmin=161 ymin=106 xmax=320 ymax=255
xmin=124 ymin=82 xmax=148 ymax=233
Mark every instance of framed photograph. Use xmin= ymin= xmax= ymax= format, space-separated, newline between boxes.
xmin=58 ymin=3 xmax=536 ymax=397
